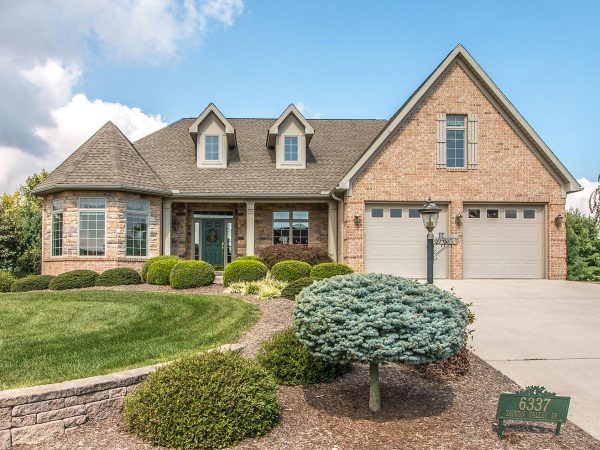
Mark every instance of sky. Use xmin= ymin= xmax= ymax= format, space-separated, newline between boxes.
xmin=0 ymin=0 xmax=598 ymax=213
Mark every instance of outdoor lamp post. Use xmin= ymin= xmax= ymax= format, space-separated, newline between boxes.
xmin=419 ymin=197 xmax=441 ymax=284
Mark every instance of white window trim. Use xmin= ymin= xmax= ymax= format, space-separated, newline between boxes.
xmin=78 ymin=197 xmax=107 ymax=258
xmin=204 ymin=135 xmax=220 ymax=162
xmin=446 ymin=114 xmax=467 ymax=169
xmin=197 ymin=133 xmax=227 ymax=168
xmin=126 ymin=200 xmax=150 ymax=257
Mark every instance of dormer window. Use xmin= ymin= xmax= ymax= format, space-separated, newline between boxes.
xmin=267 ymin=104 xmax=314 ymax=169
xmin=188 ymin=103 xmax=236 ymax=169
xmin=284 ymin=136 xmax=299 ymax=161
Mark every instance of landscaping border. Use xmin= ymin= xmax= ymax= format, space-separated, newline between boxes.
xmin=0 ymin=344 xmax=243 ymax=448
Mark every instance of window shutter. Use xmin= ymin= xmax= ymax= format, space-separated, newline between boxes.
xmin=436 ymin=113 xmax=446 ymax=168
xmin=468 ymin=113 xmax=478 ymax=169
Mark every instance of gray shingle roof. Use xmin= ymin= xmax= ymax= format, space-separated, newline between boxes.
xmin=34 ymin=121 xmax=169 ymax=195
xmin=134 ymin=117 xmax=387 ymax=196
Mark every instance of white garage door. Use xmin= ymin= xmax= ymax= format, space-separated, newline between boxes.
xmin=365 ymin=204 xmax=448 ymax=279
xmin=463 ymin=205 xmax=544 ymax=278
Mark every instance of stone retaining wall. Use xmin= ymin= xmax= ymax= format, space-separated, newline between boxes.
xmin=0 ymin=363 xmax=161 ymax=448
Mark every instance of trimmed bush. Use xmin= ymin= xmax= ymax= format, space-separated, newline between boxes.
xmin=212 ymin=264 xmax=224 ymax=271
xmin=96 ymin=268 xmax=142 ymax=287
xmin=123 ymin=351 xmax=280 ymax=449
xmin=235 ymin=255 xmax=261 ymax=262
xmin=0 ymin=272 xmax=16 ymax=293
xmin=260 ymin=244 xmax=332 ymax=269
xmin=310 ymin=262 xmax=354 ymax=279
xmin=146 ymin=259 xmax=180 ymax=286
xmin=257 ymin=327 xmax=350 ymax=385
xmin=141 ymin=256 xmax=179 ymax=281
xmin=222 ymin=259 xmax=268 ymax=287
xmin=49 ymin=270 xmax=98 ymax=290
xmin=270 ymin=260 xmax=311 ymax=282
xmin=10 ymin=275 xmax=55 ymax=292
xmin=169 ymin=260 xmax=215 ymax=289
xmin=281 ymin=277 xmax=314 ymax=300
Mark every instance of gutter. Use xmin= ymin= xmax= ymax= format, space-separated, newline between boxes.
xmin=32 ymin=183 xmax=170 ymax=196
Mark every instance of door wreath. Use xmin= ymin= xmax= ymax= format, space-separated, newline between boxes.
xmin=206 ymin=229 xmax=219 ymax=242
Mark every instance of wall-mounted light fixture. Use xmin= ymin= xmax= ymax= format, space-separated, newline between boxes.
xmin=353 ymin=211 xmax=362 ymax=226
xmin=554 ymin=214 xmax=564 ymax=228
xmin=455 ymin=212 xmax=463 ymax=227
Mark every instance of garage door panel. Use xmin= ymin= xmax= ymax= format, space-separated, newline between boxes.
xmin=464 ymin=205 xmax=543 ymax=279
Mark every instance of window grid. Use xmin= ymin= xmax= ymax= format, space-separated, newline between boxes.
xmin=79 ymin=197 xmax=105 ymax=256
xmin=273 ymin=210 xmax=309 ymax=245
xmin=446 ymin=115 xmax=466 ymax=168
xmin=205 ymin=135 xmax=219 ymax=161
xmin=126 ymin=200 xmax=149 ymax=257
xmin=51 ymin=213 xmax=63 ymax=256
xmin=284 ymin=136 xmax=299 ymax=161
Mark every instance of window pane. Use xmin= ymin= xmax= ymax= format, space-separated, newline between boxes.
xmin=292 ymin=222 xmax=309 ymax=245
xmin=52 ymin=213 xmax=63 ymax=256
xmin=447 ymin=115 xmax=465 ymax=127
xmin=292 ymin=211 xmax=308 ymax=220
xmin=390 ymin=208 xmax=402 ymax=218
xmin=371 ymin=208 xmax=383 ymax=218
xmin=523 ymin=209 xmax=536 ymax=219
xmin=79 ymin=197 xmax=105 ymax=209
xmin=127 ymin=200 xmax=149 ymax=214
xmin=127 ymin=213 xmax=147 ymax=256
xmin=273 ymin=222 xmax=290 ymax=244
xmin=205 ymin=135 xmax=219 ymax=161
xmin=408 ymin=208 xmax=420 ymax=218
xmin=446 ymin=129 xmax=465 ymax=167
xmin=79 ymin=211 xmax=105 ymax=256
xmin=284 ymin=136 xmax=299 ymax=161
xmin=505 ymin=209 xmax=517 ymax=219
xmin=273 ymin=211 xmax=289 ymax=220
xmin=487 ymin=209 xmax=499 ymax=219
xmin=468 ymin=209 xmax=480 ymax=219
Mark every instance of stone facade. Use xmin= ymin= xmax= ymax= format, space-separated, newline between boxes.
xmin=41 ymin=191 xmax=161 ymax=275
xmin=343 ymin=62 xmax=567 ymax=279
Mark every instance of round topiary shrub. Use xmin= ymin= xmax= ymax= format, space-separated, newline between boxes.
xmin=170 ymin=260 xmax=215 ymax=289
xmin=146 ymin=259 xmax=180 ymax=285
xmin=141 ymin=256 xmax=179 ymax=281
xmin=222 ymin=259 xmax=268 ymax=287
xmin=123 ymin=351 xmax=280 ymax=449
xmin=260 ymin=244 xmax=332 ymax=269
xmin=310 ymin=262 xmax=354 ymax=279
xmin=257 ymin=327 xmax=350 ymax=385
xmin=295 ymin=273 xmax=468 ymax=413
xmin=96 ymin=268 xmax=142 ymax=287
xmin=270 ymin=260 xmax=311 ymax=283
xmin=235 ymin=255 xmax=261 ymax=262
xmin=10 ymin=275 xmax=55 ymax=292
xmin=280 ymin=277 xmax=315 ymax=300
xmin=49 ymin=270 xmax=98 ymax=290
xmin=0 ymin=272 xmax=15 ymax=293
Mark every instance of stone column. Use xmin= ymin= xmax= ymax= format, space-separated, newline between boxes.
xmin=328 ymin=201 xmax=338 ymax=261
xmin=162 ymin=200 xmax=172 ymax=255
xmin=245 ymin=201 xmax=255 ymax=256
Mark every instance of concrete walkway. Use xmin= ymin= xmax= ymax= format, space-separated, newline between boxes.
xmin=435 ymin=279 xmax=600 ymax=439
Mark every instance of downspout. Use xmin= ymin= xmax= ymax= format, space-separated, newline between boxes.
xmin=330 ymin=190 xmax=344 ymax=263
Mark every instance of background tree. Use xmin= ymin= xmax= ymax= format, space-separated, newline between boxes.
xmin=591 ymin=174 xmax=600 ymax=223
xmin=0 ymin=170 xmax=48 ymax=274
xmin=566 ymin=210 xmax=600 ymax=281
xmin=295 ymin=273 xmax=468 ymax=413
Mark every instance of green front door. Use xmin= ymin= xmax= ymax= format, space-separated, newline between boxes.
xmin=202 ymin=219 xmax=225 ymax=266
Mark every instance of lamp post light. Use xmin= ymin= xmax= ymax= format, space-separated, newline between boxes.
xmin=419 ymin=197 xmax=441 ymax=284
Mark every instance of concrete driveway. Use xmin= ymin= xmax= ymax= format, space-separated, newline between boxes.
xmin=435 ymin=279 xmax=600 ymax=440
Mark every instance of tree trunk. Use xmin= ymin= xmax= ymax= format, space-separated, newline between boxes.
xmin=369 ymin=361 xmax=381 ymax=413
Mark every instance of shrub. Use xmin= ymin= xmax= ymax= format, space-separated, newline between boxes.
xmin=96 ymin=268 xmax=142 ymax=287
xmin=567 ymin=210 xmax=600 ymax=280
xmin=0 ymin=272 xmax=15 ymax=293
xmin=235 ymin=255 xmax=261 ymax=262
xmin=270 ymin=260 xmax=311 ymax=282
xmin=225 ymin=278 xmax=286 ymax=299
xmin=222 ymin=259 xmax=267 ymax=287
xmin=257 ymin=327 xmax=350 ymax=385
xmin=169 ymin=260 xmax=215 ymax=289
xmin=295 ymin=273 xmax=468 ymax=413
xmin=146 ymin=259 xmax=180 ymax=285
xmin=10 ymin=275 xmax=55 ymax=292
xmin=260 ymin=244 xmax=332 ymax=269
xmin=123 ymin=351 xmax=280 ymax=449
xmin=141 ymin=256 xmax=179 ymax=281
xmin=49 ymin=270 xmax=98 ymax=290
xmin=310 ymin=262 xmax=353 ymax=279
xmin=212 ymin=264 xmax=224 ymax=271
xmin=281 ymin=277 xmax=315 ymax=300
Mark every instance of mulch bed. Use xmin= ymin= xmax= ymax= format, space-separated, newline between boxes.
xmin=15 ymin=285 xmax=600 ymax=449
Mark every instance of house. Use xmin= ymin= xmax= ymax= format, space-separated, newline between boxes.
xmin=33 ymin=45 xmax=581 ymax=279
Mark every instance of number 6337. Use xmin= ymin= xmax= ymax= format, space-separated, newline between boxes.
xmin=519 ymin=396 xmax=551 ymax=412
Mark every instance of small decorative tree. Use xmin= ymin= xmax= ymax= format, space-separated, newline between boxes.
xmin=590 ymin=174 xmax=600 ymax=223
xmin=295 ymin=273 xmax=468 ymax=413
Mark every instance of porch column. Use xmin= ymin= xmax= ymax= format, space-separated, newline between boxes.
xmin=328 ymin=201 xmax=338 ymax=261
xmin=246 ymin=201 xmax=255 ymax=256
xmin=162 ymin=200 xmax=172 ymax=255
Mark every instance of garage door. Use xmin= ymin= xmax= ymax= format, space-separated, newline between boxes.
xmin=365 ymin=204 xmax=448 ymax=279
xmin=463 ymin=205 xmax=544 ymax=278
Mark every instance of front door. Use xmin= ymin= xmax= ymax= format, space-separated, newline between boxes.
xmin=202 ymin=219 xmax=225 ymax=266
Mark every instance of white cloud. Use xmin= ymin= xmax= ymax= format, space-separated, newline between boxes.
xmin=296 ymin=102 xmax=322 ymax=119
xmin=566 ymin=177 xmax=599 ymax=216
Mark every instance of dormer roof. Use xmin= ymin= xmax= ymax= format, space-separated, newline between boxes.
xmin=188 ymin=103 xmax=237 ymax=147
xmin=266 ymin=104 xmax=315 ymax=148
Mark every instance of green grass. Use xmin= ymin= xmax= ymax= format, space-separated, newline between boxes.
xmin=0 ymin=290 xmax=260 ymax=390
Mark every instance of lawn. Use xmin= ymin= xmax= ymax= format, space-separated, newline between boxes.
xmin=0 ymin=290 xmax=260 ymax=390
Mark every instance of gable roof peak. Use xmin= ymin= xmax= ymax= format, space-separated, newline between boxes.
xmin=267 ymin=103 xmax=315 ymax=148
xmin=188 ymin=103 xmax=236 ymax=147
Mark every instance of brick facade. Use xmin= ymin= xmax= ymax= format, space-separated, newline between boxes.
xmin=343 ymin=62 xmax=567 ymax=279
